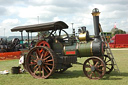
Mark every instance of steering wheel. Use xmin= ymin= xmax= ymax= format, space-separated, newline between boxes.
xmin=50 ymin=29 xmax=69 ymax=40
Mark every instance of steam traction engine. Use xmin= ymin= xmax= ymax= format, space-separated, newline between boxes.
xmin=11 ymin=8 xmax=114 ymax=79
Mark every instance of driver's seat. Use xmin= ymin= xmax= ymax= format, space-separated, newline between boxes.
xmin=56 ymin=36 xmax=65 ymax=43
xmin=62 ymin=37 xmax=74 ymax=46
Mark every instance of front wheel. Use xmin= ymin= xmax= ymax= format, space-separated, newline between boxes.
xmin=83 ymin=57 xmax=106 ymax=80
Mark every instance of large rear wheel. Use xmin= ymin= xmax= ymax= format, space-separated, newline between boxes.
xmin=26 ymin=46 xmax=57 ymax=79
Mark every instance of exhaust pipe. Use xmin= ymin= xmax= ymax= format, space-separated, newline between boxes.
xmin=92 ymin=8 xmax=100 ymax=38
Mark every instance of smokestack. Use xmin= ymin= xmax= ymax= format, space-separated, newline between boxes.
xmin=92 ymin=8 xmax=100 ymax=37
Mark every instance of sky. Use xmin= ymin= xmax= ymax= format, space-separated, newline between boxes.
xmin=0 ymin=0 xmax=128 ymax=36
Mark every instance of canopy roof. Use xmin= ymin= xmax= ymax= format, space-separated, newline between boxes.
xmin=11 ymin=21 xmax=68 ymax=32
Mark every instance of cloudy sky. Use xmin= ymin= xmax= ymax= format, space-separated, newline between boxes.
xmin=0 ymin=0 xmax=128 ymax=36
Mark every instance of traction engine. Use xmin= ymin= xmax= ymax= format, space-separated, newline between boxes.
xmin=11 ymin=8 xmax=114 ymax=80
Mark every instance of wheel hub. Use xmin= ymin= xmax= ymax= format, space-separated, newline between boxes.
xmin=91 ymin=66 xmax=96 ymax=72
xmin=37 ymin=60 xmax=42 ymax=65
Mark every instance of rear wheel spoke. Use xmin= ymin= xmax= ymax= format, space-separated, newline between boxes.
xmin=42 ymin=67 xmax=44 ymax=77
xmin=30 ymin=54 xmax=36 ymax=58
xmin=34 ymin=67 xmax=39 ymax=74
xmin=29 ymin=62 xmax=37 ymax=66
xmin=45 ymin=63 xmax=53 ymax=66
xmin=43 ymin=56 xmax=51 ymax=61
xmin=40 ymin=51 xmax=44 ymax=59
xmin=44 ymin=51 xmax=49 ymax=58
xmin=42 ymin=65 xmax=49 ymax=73
xmin=46 ymin=65 xmax=52 ymax=72
xmin=45 ymin=59 xmax=54 ymax=62
xmin=39 ymin=66 xmax=42 ymax=76
xmin=33 ymin=65 xmax=38 ymax=70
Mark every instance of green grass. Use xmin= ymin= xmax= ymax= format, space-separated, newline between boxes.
xmin=0 ymin=50 xmax=128 ymax=85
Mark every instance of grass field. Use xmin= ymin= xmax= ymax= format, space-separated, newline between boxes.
xmin=0 ymin=50 xmax=128 ymax=85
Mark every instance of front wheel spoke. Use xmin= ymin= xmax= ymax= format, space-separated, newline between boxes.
xmin=93 ymin=72 xmax=96 ymax=78
xmin=96 ymin=71 xmax=101 ymax=76
xmin=97 ymin=64 xmax=104 ymax=68
xmin=85 ymin=65 xmax=91 ymax=68
xmin=87 ymin=61 xmax=92 ymax=67
xmin=97 ymin=68 xmax=103 ymax=72
xmin=89 ymin=72 xmax=93 ymax=78
xmin=87 ymin=69 xmax=91 ymax=72
xmin=95 ymin=62 xmax=99 ymax=67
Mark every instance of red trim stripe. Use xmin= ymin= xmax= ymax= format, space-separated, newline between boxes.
xmin=66 ymin=51 xmax=76 ymax=55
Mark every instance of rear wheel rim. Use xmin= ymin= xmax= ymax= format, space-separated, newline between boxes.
xmin=26 ymin=46 xmax=56 ymax=79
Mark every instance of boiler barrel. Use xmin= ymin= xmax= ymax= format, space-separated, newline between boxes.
xmin=77 ymin=41 xmax=104 ymax=57
xmin=77 ymin=41 xmax=93 ymax=57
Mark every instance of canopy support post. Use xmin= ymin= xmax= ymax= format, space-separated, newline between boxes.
xmin=21 ymin=31 xmax=23 ymax=49
xmin=27 ymin=32 xmax=30 ymax=49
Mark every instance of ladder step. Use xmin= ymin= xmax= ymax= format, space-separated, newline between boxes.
xmin=113 ymin=64 xmax=118 ymax=65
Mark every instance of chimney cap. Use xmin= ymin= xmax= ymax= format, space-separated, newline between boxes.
xmin=92 ymin=8 xmax=99 ymax=13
